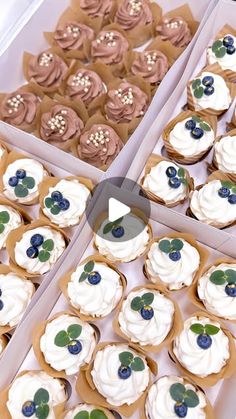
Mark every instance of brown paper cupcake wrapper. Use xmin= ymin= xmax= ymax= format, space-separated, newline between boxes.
xmin=0 ymin=333 xmax=9 ymax=352
xmin=143 ymin=232 xmax=209 ymax=292
xmin=231 ymin=105 xmax=236 ymax=128
xmin=59 ymin=404 xmax=119 ymax=419
xmin=60 ymin=253 xmax=127 ymax=321
xmin=0 ymin=196 xmax=32 ymax=224
xmin=0 ymin=150 xmax=50 ymax=205
xmin=76 ymin=341 xmax=157 ymax=417
xmin=141 ymin=154 xmax=194 ymax=207
xmin=169 ymin=311 xmax=236 ymax=387
xmin=209 ymin=128 xmax=236 ymax=182
xmin=71 ymin=0 xmax=116 ymax=25
xmin=187 ymin=63 xmax=236 ymax=116
xmin=0 ymin=139 xmax=9 ymax=168
xmin=6 ymin=219 xmax=69 ymax=278
xmin=163 ymin=110 xmax=217 ymax=164
xmin=0 ymin=370 xmax=68 ymax=418
xmin=189 ymin=257 xmax=236 ymax=323
xmin=32 ymin=310 xmax=100 ymax=379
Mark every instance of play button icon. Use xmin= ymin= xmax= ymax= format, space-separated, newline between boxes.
xmin=108 ymin=198 xmax=130 ymax=222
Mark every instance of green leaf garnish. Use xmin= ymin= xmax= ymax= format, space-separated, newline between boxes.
xmin=184 ymin=389 xmax=199 ymax=408
xmin=119 ymin=351 xmax=134 ymax=366
xmin=113 ymin=217 xmax=123 ymax=226
xmin=0 ymin=211 xmax=10 ymax=224
xmin=103 ymin=222 xmax=113 ymax=234
xmin=192 ymin=79 xmax=201 ymax=89
xmin=50 ymin=205 xmax=60 ymax=215
xmin=35 ymin=404 xmax=49 ymax=419
xmin=215 ymin=47 xmax=226 ymax=58
xmin=131 ymin=296 xmax=143 ymax=311
xmin=34 ymin=388 xmax=49 ymax=405
xmin=42 ymin=239 xmax=54 ymax=252
xmin=170 ymin=383 xmax=186 ymax=402
xmin=38 ymin=250 xmax=50 ymax=262
xmin=192 ymin=115 xmax=201 ymax=123
xmin=84 ymin=260 xmax=95 ymax=273
xmin=131 ymin=356 xmax=145 ymax=371
xmin=79 ymin=272 xmax=88 ymax=282
xmin=0 ymin=224 xmax=5 ymax=234
xmin=199 ymin=122 xmax=211 ymax=132
xmin=159 ymin=239 xmax=171 ymax=253
xmin=225 ymin=269 xmax=236 ymax=284
xmin=142 ymin=292 xmax=154 ymax=306
xmin=22 ymin=176 xmax=35 ymax=189
xmin=14 ymin=184 xmax=28 ymax=197
xmin=212 ymin=39 xmax=222 ymax=52
xmin=171 ymin=239 xmax=184 ymax=251
xmin=178 ymin=168 xmax=185 ymax=178
xmin=45 ymin=197 xmax=54 ymax=208
xmin=190 ymin=323 xmax=205 ymax=334
xmin=221 ymin=180 xmax=234 ymax=189
xmin=232 ymin=186 xmax=236 ymax=194
xmin=90 ymin=410 xmax=108 ymax=419
xmin=54 ymin=330 xmax=70 ymax=347
xmin=74 ymin=412 xmax=89 ymax=419
xmin=204 ymin=324 xmax=220 ymax=335
xmin=67 ymin=324 xmax=82 ymax=339
xmin=210 ymin=270 xmax=226 ymax=285
xmin=194 ymin=86 xmax=204 ymax=99
xmin=180 ymin=178 xmax=188 ymax=186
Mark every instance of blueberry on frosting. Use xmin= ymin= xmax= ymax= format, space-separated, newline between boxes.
xmin=190 ymin=322 xmax=219 ymax=349
xmin=170 ymin=382 xmax=199 ymax=418
xmin=131 ymin=291 xmax=154 ymax=320
xmin=78 ymin=260 xmax=102 ymax=285
xmin=159 ymin=239 xmax=184 ymax=262
xmin=117 ymin=350 xmax=145 ymax=380
xmin=218 ymin=181 xmax=236 ymax=204
xmin=26 ymin=234 xmax=54 ymax=263
xmin=21 ymin=388 xmax=49 ymax=418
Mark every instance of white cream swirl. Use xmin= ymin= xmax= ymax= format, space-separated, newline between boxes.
xmin=7 ymin=371 xmax=67 ymax=419
xmin=145 ymin=375 xmax=207 ymax=419
xmin=118 ymin=288 xmax=174 ymax=346
xmin=14 ymin=226 xmax=66 ymax=275
xmin=40 ymin=314 xmax=96 ymax=375
xmin=214 ymin=135 xmax=236 ymax=174
xmin=2 ymin=158 xmax=48 ymax=204
xmin=67 ymin=261 xmax=123 ymax=317
xmin=91 ymin=344 xmax=149 ymax=406
xmin=191 ymin=72 xmax=231 ymax=112
xmin=143 ymin=160 xmax=187 ymax=204
xmin=198 ymin=263 xmax=236 ymax=320
xmin=0 ymin=204 xmax=22 ymax=249
xmin=146 ymin=239 xmax=200 ymax=290
xmin=190 ymin=179 xmax=236 ymax=226
xmin=64 ymin=404 xmax=112 ymax=419
xmin=169 ymin=117 xmax=215 ymax=157
xmin=207 ymin=36 xmax=236 ymax=72
xmin=0 ymin=272 xmax=34 ymax=327
xmin=173 ymin=316 xmax=230 ymax=377
xmin=95 ymin=214 xmax=150 ymax=262
xmin=43 ymin=179 xmax=91 ymax=228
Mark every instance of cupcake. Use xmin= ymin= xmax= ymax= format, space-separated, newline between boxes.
xmin=207 ymin=34 xmax=236 ymax=81
xmin=130 ymin=49 xmax=169 ymax=85
xmin=144 ymin=235 xmax=203 ymax=291
xmin=142 ymin=158 xmax=192 ymax=207
xmin=1 ymin=154 xmax=49 ymax=205
xmin=145 ymin=375 xmax=212 ymax=419
xmin=35 ymin=312 xmax=97 ymax=376
xmin=213 ymin=130 xmax=236 ymax=181
xmin=0 ymin=203 xmax=24 ymax=249
xmin=65 ymin=68 xmax=106 ymax=106
xmin=5 ymin=370 xmax=67 ymax=418
xmin=60 ymin=255 xmax=126 ymax=319
xmin=94 ymin=213 xmax=151 ymax=262
xmin=0 ymin=267 xmax=34 ymax=330
xmin=40 ymin=177 xmax=91 ymax=228
xmin=79 ymin=0 xmax=114 ymax=19
xmin=62 ymin=403 xmax=117 ymax=419
xmin=91 ymin=28 xmax=129 ymax=66
xmin=53 ymin=21 xmax=94 ymax=53
xmin=156 ymin=16 xmax=192 ymax=48
xmin=0 ymin=334 xmax=8 ymax=355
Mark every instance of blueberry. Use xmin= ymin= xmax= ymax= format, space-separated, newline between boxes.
xmin=204 ymin=86 xmax=215 ymax=96
xmin=218 ymin=187 xmax=230 ymax=198
xmin=0 ymin=300 xmax=3 ymax=311
xmin=88 ymin=271 xmax=101 ymax=285
xmin=8 ymin=176 xmax=18 ymax=187
xmin=228 ymin=194 xmax=236 ymax=204
xmin=166 ymin=166 xmax=177 ymax=178
xmin=202 ymin=76 xmax=214 ymax=87
xmin=112 ymin=225 xmax=125 ymax=238
xmin=67 ymin=340 xmax=82 ymax=355
xmin=140 ymin=305 xmax=154 ymax=320
xmin=191 ymin=127 xmax=204 ymax=139
xmin=169 ymin=251 xmax=181 ymax=262
xmin=30 ymin=234 xmax=44 ymax=247
xmin=51 ymin=191 xmax=63 ymax=202
xmin=58 ymin=198 xmax=70 ymax=211
xmin=197 ymin=334 xmax=212 ymax=350
xmin=174 ymin=402 xmax=188 ymax=418
xmin=227 ymin=45 xmax=235 ymax=55
xmin=22 ymin=401 xmax=36 ymax=417
xmin=26 ymin=246 xmax=39 ymax=259
xmin=168 ymin=177 xmax=181 ymax=189
xmin=118 ymin=365 xmax=132 ymax=380
xmin=223 ymin=35 xmax=234 ymax=47
xmin=225 ymin=284 xmax=236 ymax=297
xmin=185 ymin=119 xmax=196 ymax=131
xmin=16 ymin=169 xmax=26 ymax=179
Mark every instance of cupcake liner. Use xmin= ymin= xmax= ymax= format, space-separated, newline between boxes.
xmin=141 ymin=154 xmax=194 ymax=207
xmin=35 ymin=95 xmax=88 ymax=152
xmin=71 ymin=0 xmax=116 ymax=25
xmin=0 ymin=138 xmax=9 ymax=168
xmin=187 ymin=63 xmax=236 ymax=117
xmin=44 ymin=7 xmax=102 ymax=61
xmin=59 ymin=253 xmax=127 ymax=321
xmin=188 ymin=257 xmax=236 ymax=323
xmin=59 ymin=404 xmax=119 ymax=419
xmin=76 ymin=341 xmax=157 ymax=417
xmin=0 ymin=333 xmax=9 ymax=352
xmin=0 ymin=150 xmax=50 ymax=205
xmin=231 ymin=105 xmax=236 ymax=128
xmin=0 ymin=195 xmax=32 ymax=224
xmin=169 ymin=311 xmax=236 ymax=387
xmin=163 ymin=110 xmax=217 ymax=165
xmin=0 ymin=370 xmax=69 ymax=418
xmin=143 ymin=232 xmax=209 ymax=292
xmin=209 ymin=128 xmax=236 ymax=182
xmin=32 ymin=310 xmax=100 ymax=379
xmin=113 ymin=283 xmax=183 ymax=353
xmin=6 ymin=219 xmax=69 ymax=279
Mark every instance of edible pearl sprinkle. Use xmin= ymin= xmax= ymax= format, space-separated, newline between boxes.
xmin=165 ymin=19 xmax=183 ymax=29
xmin=7 ymin=94 xmax=24 ymax=113
xmin=86 ymin=127 xmax=110 ymax=152
xmin=39 ymin=52 xmax=53 ymax=67
xmin=46 ymin=110 xmax=67 ymax=134
xmin=63 ymin=25 xmax=80 ymax=39
xmin=115 ymin=87 xmax=134 ymax=105
xmin=128 ymin=0 xmax=142 ymax=15
xmin=96 ymin=32 xmax=116 ymax=47
xmin=71 ymin=73 xmax=91 ymax=92
xmin=144 ymin=52 xmax=158 ymax=70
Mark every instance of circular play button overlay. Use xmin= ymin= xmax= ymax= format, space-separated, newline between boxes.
xmin=85 ymin=177 xmax=151 ymax=242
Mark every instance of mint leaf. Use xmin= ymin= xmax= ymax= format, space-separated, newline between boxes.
xmin=34 ymin=388 xmax=49 ymax=405
xmin=178 ymin=168 xmax=185 ymax=178
xmin=171 ymin=239 xmax=184 ymax=251
xmin=159 ymin=240 xmax=171 ymax=253
xmin=42 ymin=239 xmax=54 ymax=252
xmin=205 ymin=324 xmax=220 ymax=335
xmin=14 ymin=184 xmax=28 ymax=197
xmin=103 ymin=222 xmax=113 ymax=234
xmin=194 ymin=86 xmax=204 ymax=99
xmin=79 ymin=272 xmax=88 ymax=282
xmin=131 ymin=356 xmax=145 ymax=371
xmin=119 ymin=351 xmax=134 ymax=366
xmin=142 ymin=292 xmax=154 ymax=306
xmin=91 ymin=410 xmax=108 ymax=419
xmin=84 ymin=260 xmax=95 ymax=273
xmin=190 ymin=323 xmax=204 ymax=335
xmin=0 ymin=224 xmax=5 ymax=234
xmin=50 ymin=205 xmax=60 ymax=215
xmin=199 ymin=122 xmax=211 ymax=132
xmin=170 ymin=383 xmax=185 ymax=402
xmin=22 ymin=176 xmax=35 ymax=189
xmin=210 ymin=270 xmax=226 ymax=285
xmin=114 ymin=217 xmax=123 ymax=226
xmin=212 ymin=39 xmax=222 ymax=52
xmin=54 ymin=330 xmax=70 ymax=347
xmin=45 ymin=197 xmax=54 ymax=208
xmin=131 ymin=296 xmax=143 ymax=311
xmin=67 ymin=324 xmax=82 ymax=339
xmin=192 ymin=115 xmax=201 ymax=123
xmin=0 ymin=211 xmax=10 ymax=224
xmin=215 ymin=47 xmax=226 ymax=58
xmin=225 ymin=269 xmax=236 ymax=284
xmin=38 ymin=250 xmax=50 ymax=262
xmin=221 ymin=180 xmax=234 ymax=189
xmin=35 ymin=404 xmax=49 ymax=419
xmin=192 ymin=79 xmax=201 ymax=89
xmin=74 ymin=412 xmax=89 ymax=419
xmin=184 ymin=389 xmax=199 ymax=408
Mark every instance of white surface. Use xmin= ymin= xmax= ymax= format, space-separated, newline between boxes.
xmin=108 ymin=198 xmax=130 ymax=222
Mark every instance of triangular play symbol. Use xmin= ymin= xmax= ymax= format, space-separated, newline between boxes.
xmin=108 ymin=197 xmax=131 ymax=223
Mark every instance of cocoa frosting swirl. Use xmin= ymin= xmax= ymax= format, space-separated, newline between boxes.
xmin=66 ymin=69 xmax=105 ymax=106
xmin=54 ymin=21 xmax=94 ymax=51
xmin=105 ymin=81 xmax=148 ymax=123
xmin=156 ymin=17 xmax=192 ymax=48
xmin=78 ymin=123 xmax=123 ymax=167
xmin=40 ymin=104 xmax=84 ymax=143
xmin=131 ymin=50 xmax=169 ymax=84
xmin=0 ymin=89 xmax=39 ymax=127
xmin=91 ymin=30 xmax=129 ymax=65
xmin=80 ymin=0 xmax=113 ymax=18
xmin=28 ymin=50 xmax=68 ymax=89
xmin=114 ymin=0 xmax=153 ymax=31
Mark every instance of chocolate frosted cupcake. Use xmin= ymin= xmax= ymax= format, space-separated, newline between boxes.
xmin=91 ymin=29 xmax=129 ymax=65
xmin=65 ymin=68 xmax=105 ymax=106
xmin=54 ymin=21 xmax=94 ymax=53
xmin=114 ymin=0 xmax=153 ymax=31
xmin=156 ymin=17 xmax=192 ymax=48
xmin=79 ymin=0 xmax=114 ymax=19
xmin=130 ymin=50 xmax=169 ymax=84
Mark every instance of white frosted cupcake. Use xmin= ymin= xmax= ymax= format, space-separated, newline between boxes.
xmin=118 ymin=287 xmax=175 ymax=347
xmin=39 ymin=313 xmax=97 ymax=375
xmin=0 ymin=204 xmax=23 ymax=249
xmin=145 ymin=237 xmax=201 ymax=290
xmin=207 ymin=35 xmax=236 ymax=73
xmin=63 ymin=404 xmax=116 ymax=419
xmin=0 ymin=270 xmax=34 ymax=328
xmin=6 ymin=370 xmax=67 ymax=419
xmin=198 ymin=262 xmax=236 ymax=321
xmin=145 ymin=375 xmax=208 ymax=419
xmin=91 ymin=344 xmax=150 ymax=406
xmin=213 ymin=133 xmax=236 ymax=177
